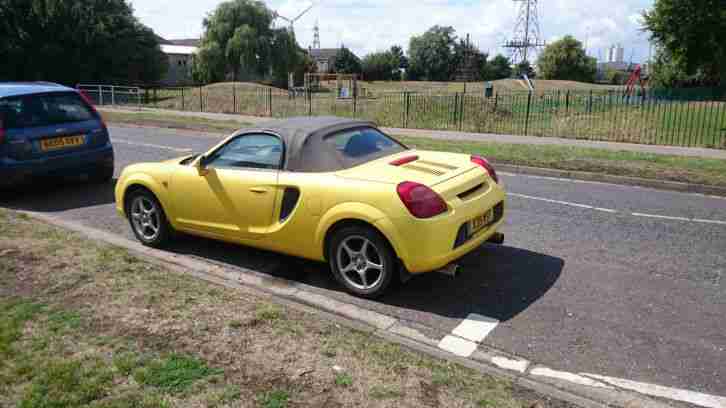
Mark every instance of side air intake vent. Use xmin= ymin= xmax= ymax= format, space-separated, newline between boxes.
xmin=280 ymin=188 xmax=300 ymax=221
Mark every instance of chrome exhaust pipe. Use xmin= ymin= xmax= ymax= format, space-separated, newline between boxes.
xmin=487 ymin=232 xmax=505 ymax=245
xmin=439 ymin=263 xmax=459 ymax=278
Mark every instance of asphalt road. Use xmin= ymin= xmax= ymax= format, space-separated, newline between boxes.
xmin=3 ymin=125 xmax=725 ymax=401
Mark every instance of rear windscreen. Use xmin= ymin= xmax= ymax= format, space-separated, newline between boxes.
xmin=0 ymin=92 xmax=96 ymax=130
xmin=324 ymin=127 xmax=407 ymax=169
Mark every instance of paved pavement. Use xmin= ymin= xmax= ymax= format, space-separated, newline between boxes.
xmin=3 ymin=125 xmax=726 ymax=405
xmin=102 ymin=106 xmax=726 ymax=160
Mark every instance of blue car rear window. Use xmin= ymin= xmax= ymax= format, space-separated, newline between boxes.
xmin=0 ymin=92 xmax=95 ymax=130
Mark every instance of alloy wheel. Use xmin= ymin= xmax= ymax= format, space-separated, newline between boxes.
xmin=336 ymin=235 xmax=385 ymax=291
xmin=130 ymin=196 xmax=161 ymax=242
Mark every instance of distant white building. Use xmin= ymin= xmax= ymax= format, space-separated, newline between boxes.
xmin=607 ymin=44 xmax=625 ymax=64
xmin=159 ymin=41 xmax=199 ymax=85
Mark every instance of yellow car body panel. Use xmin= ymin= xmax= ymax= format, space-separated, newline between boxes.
xmin=116 ymin=143 xmax=506 ymax=275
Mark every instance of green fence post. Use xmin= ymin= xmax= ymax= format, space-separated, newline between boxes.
xmin=199 ymin=85 xmax=203 ymax=112
xmin=525 ymin=91 xmax=532 ymax=136
xmin=153 ymin=88 xmax=157 ymax=107
xmin=459 ymin=93 xmax=465 ymax=131
xmin=588 ymin=90 xmax=593 ymax=114
xmin=181 ymin=87 xmax=185 ymax=111
xmin=353 ymin=85 xmax=357 ymax=117
xmin=308 ymin=89 xmax=312 ymax=116
xmin=565 ymin=90 xmax=570 ymax=114
xmin=232 ymin=83 xmax=236 ymax=114
xmin=268 ymin=88 xmax=273 ymax=117
xmin=404 ymin=92 xmax=410 ymax=128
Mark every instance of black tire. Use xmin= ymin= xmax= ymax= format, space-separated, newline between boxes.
xmin=328 ymin=225 xmax=396 ymax=299
xmin=125 ymin=189 xmax=171 ymax=248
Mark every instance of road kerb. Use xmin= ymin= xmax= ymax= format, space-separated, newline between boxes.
xmin=18 ymin=210 xmax=674 ymax=408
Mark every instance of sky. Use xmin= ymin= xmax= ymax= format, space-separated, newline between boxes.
xmin=129 ymin=0 xmax=655 ymax=63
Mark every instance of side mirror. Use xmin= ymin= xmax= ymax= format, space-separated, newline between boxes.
xmin=194 ymin=156 xmax=209 ymax=176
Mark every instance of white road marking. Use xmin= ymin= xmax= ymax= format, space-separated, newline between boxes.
xmin=438 ymin=314 xmax=500 ymax=358
xmin=583 ymin=373 xmax=726 ymax=408
xmin=451 ymin=313 xmax=499 ymax=343
xmin=631 ymin=212 xmax=691 ymax=222
xmin=499 ymin=171 xmax=726 ymax=201
xmin=530 ymin=367 xmax=613 ymax=389
xmin=490 ymin=356 xmax=530 ymax=373
xmin=437 ymin=335 xmax=478 ymax=357
xmin=509 ymin=192 xmax=726 ymax=225
xmin=632 ymin=212 xmax=726 ymax=226
xmin=507 ymin=192 xmax=618 ymax=213
xmin=692 ymin=218 xmax=726 ymax=226
xmin=112 ymin=138 xmax=193 ymax=153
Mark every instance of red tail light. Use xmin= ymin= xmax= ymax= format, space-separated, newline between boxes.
xmin=471 ymin=155 xmax=498 ymax=183
xmin=390 ymin=155 xmax=419 ymax=166
xmin=77 ymin=90 xmax=107 ymax=128
xmin=397 ymin=181 xmax=447 ymax=219
xmin=0 ymin=118 xmax=5 ymax=144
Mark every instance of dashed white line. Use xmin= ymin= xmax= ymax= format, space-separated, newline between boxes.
xmin=631 ymin=212 xmax=690 ymax=222
xmin=438 ymin=334 xmax=478 ymax=357
xmin=507 ymin=192 xmax=618 ymax=213
xmin=438 ymin=313 xmax=500 ymax=357
xmin=509 ymin=193 xmax=726 ymax=225
xmin=451 ymin=314 xmax=499 ymax=343
xmin=583 ymin=373 xmax=726 ymax=408
xmin=530 ymin=367 xmax=613 ymax=389
xmin=112 ymin=138 xmax=193 ymax=153
xmin=692 ymin=218 xmax=726 ymax=226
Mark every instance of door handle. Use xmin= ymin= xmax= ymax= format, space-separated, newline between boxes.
xmin=249 ymin=187 xmax=268 ymax=194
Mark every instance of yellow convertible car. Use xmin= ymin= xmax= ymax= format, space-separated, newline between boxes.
xmin=115 ymin=117 xmax=505 ymax=298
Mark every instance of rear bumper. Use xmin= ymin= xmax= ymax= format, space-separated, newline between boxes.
xmin=0 ymin=144 xmax=114 ymax=187
xmin=376 ymin=184 xmax=506 ymax=274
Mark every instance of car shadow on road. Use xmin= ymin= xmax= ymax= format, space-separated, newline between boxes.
xmin=163 ymin=234 xmax=563 ymax=324
xmin=0 ymin=179 xmax=117 ymax=212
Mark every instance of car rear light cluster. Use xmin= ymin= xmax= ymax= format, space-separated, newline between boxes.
xmin=397 ymin=181 xmax=447 ymax=219
xmin=77 ymin=89 xmax=107 ymax=128
xmin=0 ymin=126 xmax=5 ymax=145
xmin=471 ymin=155 xmax=498 ymax=183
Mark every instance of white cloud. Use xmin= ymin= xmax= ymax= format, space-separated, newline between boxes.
xmin=130 ymin=0 xmax=655 ymax=63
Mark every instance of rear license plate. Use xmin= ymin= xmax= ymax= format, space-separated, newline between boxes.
xmin=40 ymin=135 xmax=85 ymax=151
xmin=470 ymin=210 xmax=494 ymax=235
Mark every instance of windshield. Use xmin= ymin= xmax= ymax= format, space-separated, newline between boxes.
xmin=324 ymin=127 xmax=407 ymax=169
xmin=0 ymin=92 xmax=96 ymax=129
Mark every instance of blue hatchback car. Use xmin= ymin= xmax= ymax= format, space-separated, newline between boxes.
xmin=0 ymin=82 xmax=114 ymax=187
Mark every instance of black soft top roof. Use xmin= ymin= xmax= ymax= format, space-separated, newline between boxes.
xmin=240 ymin=116 xmax=384 ymax=172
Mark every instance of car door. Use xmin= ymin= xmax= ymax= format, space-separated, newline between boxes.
xmin=169 ymin=133 xmax=283 ymax=240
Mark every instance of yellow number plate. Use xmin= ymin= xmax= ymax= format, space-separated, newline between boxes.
xmin=40 ymin=135 xmax=85 ymax=151
xmin=470 ymin=210 xmax=494 ymax=235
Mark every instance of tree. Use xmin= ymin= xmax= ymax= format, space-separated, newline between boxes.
xmin=536 ymin=35 xmax=596 ymax=82
xmin=407 ymin=26 xmax=457 ymax=81
xmin=0 ymin=0 xmax=167 ymax=84
xmin=486 ymin=54 xmax=512 ymax=80
xmin=452 ymin=38 xmax=489 ymax=81
xmin=193 ymin=0 xmax=274 ymax=82
xmin=334 ymin=47 xmax=362 ymax=74
xmin=362 ymin=51 xmax=397 ymax=81
xmin=643 ymin=0 xmax=726 ymax=86
xmin=389 ymin=45 xmax=407 ymax=80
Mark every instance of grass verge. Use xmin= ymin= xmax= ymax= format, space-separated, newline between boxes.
xmin=102 ymin=109 xmax=726 ymax=188
xmin=0 ymin=209 xmax=569 ymax=408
